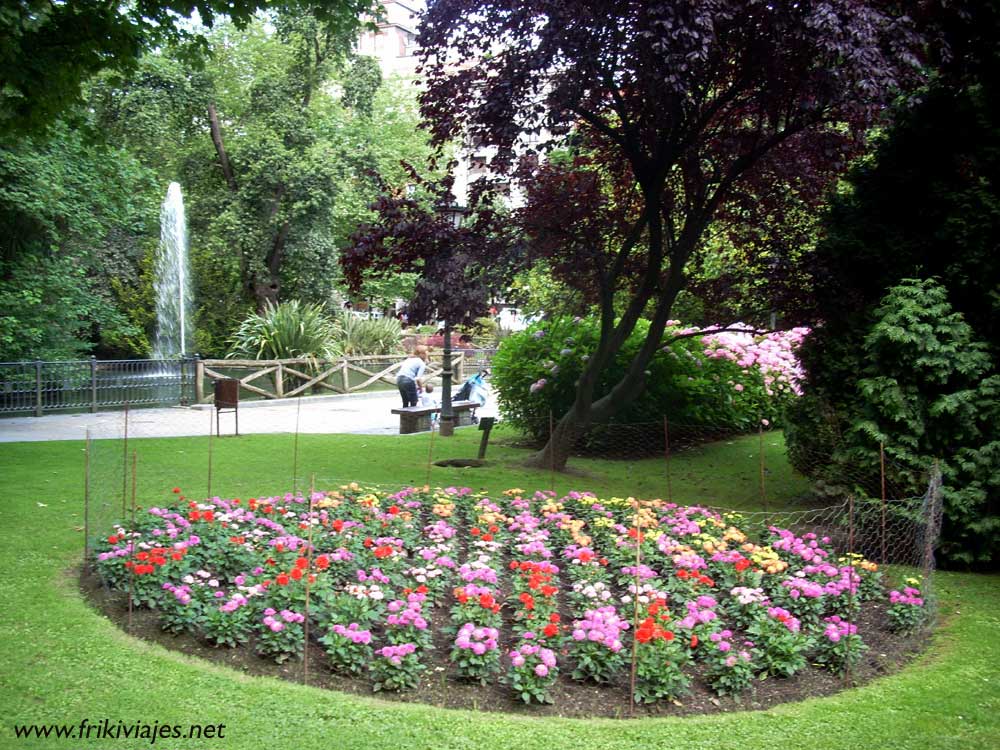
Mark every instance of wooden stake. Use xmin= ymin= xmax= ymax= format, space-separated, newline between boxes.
xmin=121 ymin=403 xmax=129 ymax=517
xmin=880 ymin=441 xmax=887 ymax=565
xmin=425 ymin=419 xmax=437 ymax=488
xmin=628 ymin=499 xmax=642 ymax=718
xmin=127 ymin=450 xmax=137 ymax=633
xmin=303 ymin=474 xmax=316 ymax=685
xmin=207 ymin=406 xmax=214 ymax=498
xmin=84 ymin=428 xmax=91 ymax=564
xmin=292 ymin=396 xmax=303 ymax=493
xmin=758 ymin=424 xmax=767 ymax=519
xmin=663 ymin=416 xmax=673 ymax=504
xmin=549 ymin=410 xmax=556 ymax=492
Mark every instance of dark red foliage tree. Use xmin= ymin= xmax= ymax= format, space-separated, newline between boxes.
xmin=341 ymin=172 xmax=517 ymax=325
xmin=411 ymin=0 xmax=934 ymax=469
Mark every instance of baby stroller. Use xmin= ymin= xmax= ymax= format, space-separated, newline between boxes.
xmin=454 ymin=369 xmax=489 ymax=422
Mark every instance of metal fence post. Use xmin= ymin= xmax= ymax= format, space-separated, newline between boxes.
xmin=34 ymin=360 xmax=43 ymax=417
xmin=195 ymin=356 xmax=204 ymax=403
xmin=90 ymin=356 xmax=98 ymax=413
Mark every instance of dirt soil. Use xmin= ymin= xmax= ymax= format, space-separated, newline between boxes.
xmin=80 ymin=568 xmax=929 ymax=719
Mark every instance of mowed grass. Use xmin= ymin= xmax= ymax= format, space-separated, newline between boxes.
xmin=0 ymin=430 xmax=997 ymax=749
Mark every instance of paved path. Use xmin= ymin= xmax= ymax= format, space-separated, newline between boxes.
xmin=0 ymin=390 xmax=500 ymax=442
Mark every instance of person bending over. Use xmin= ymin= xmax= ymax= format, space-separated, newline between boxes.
xmin=396 ymin=345 xmax=429 ymax=407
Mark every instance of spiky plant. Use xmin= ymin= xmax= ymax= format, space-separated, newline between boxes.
xmin=339 ymin=315 xmax=404 ymax=356
xmin=227 ymin=301 xmax=342 ymax=362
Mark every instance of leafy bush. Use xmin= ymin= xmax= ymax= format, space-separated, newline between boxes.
xmin=338 ymin=314 xmax=404 ymax=356
xmin=787 ymin=278 xmax=1000 ymax=567
xmin=226 ymin=300 xmax=342 ymax=361
xmin=491 ymin=316 xmax=802 ymax=441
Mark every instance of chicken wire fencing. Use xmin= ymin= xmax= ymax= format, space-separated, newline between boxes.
xmin=77 ymin=406 xmax=942 ymax=704
xmin=81 ymin=408 xmax=943 ymax=600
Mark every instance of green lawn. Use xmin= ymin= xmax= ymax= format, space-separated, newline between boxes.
xmin=1 ymin=431 xmax=997 ymax=749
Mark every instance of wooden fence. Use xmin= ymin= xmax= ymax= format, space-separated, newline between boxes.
xmin=195 ymin=352 xmax=479 ymax=404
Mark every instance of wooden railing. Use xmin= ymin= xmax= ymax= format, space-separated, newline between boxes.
xmin=195 ymin=353 xmax=468 ymax=404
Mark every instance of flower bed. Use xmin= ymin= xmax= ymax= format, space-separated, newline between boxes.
xmin=90 ymin=485 xmax=930 ymax=714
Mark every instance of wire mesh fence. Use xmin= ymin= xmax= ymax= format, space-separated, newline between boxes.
xmin=76 ymin=403 xmax=942 ymax=712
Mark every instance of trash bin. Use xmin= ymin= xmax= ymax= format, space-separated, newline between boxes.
xmin=213 ymin=378 xmax=239 ymax=435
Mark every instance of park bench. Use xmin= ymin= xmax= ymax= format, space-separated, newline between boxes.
xmin=391 ymin=400 xmax=479 ymax=434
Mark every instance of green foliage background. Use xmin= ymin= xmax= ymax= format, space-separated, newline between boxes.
xmin=491 ymin=316 xmax=794 ymax=442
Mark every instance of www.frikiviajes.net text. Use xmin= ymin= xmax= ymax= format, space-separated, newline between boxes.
xmin=13 ymin=718 xmax=226 ymax=744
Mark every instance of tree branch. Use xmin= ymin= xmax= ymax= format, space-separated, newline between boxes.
xmin=207 ymin=102 xmax=238 ymax=192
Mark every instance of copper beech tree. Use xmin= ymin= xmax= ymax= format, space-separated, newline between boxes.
xmin=347 ymin=0 xmax=936 ymax=469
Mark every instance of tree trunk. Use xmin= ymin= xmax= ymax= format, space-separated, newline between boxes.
xmin=207 ymin=102 xmax=238 ymax=193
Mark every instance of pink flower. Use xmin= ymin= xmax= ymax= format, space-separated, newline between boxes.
xmin=534 ymin=664 xmax=549 ymax=677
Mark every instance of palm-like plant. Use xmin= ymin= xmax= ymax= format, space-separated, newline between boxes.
xmin=339 ymin=315 xmax=404 ymax=356
xmin=227 ymin=301 xmax=342 ymax=362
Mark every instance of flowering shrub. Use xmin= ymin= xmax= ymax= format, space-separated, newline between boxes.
xmin=492 ymin=315 xmax=809 ymax=440
xmin=508 ymin=639 xmax=558 ymax=704
xmin=320 ymin=623 xmax=373 ymax=676
xmin=887 ymin=578 xmax=928 ymax=633
xmin=371 ymin=643 xmax=424 ymax=691
xmin=704 ymin=630 xmax=756 ymax=696
xmin=568 ymin=607 xmax=629 ymax=683
xmin=814 ymin=616 xmax=868 ymax=676
xmin=746 ymin=607 xmax=812 ymax=677
xmin=256 ymin=608 xmax=306 ymax=663
xmin=633 ymin=610 xmax=692 ymax=703
xmin=451 ymin=623 xmax=501 ymax=684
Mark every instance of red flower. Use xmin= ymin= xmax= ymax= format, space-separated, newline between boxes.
xmin=416 ymin=584 xmax=428 ymax=594
xmin=295 ymin=557 xmax=309 ymax=570
xmin=540 ymin=585 xmax=557 ymax=597
xmin=489 ymin=525 xmax=499 ymax=533
xmin=374 ymin=545 xmax=394 ymax=559
xmin=388 ymin=505 xmax=400 ymax=515
xmin=189 ymin=510 xmax=201 ymax=522
xmin=549 ymin=613 xmax=560 ymax=623
xmin=479 ymin=593 xmax=495 ymax=609
xmin=470 ymin=527 xmax=481 ymax=536
xmin=482 ymin=533 xmax=494 ymax=542
xmin=543 ymin=623 xmax=559 ymax=638
xmin=290 ymin=568 xmax=303 ymax=581
xmin=690 ymin=635 xmax=698 ymax=648
xmin=677 ymin=569 xmax=689 ymax=580
xmin=735 ymin=558 xmax=751 ymax=573
xmin=662 ymin=630 xmax=675 ymax=642
xmin=172 ymin=487 xmax=181 ymax=494
xmin=315 ymin=555 xmax=329 ymax=570
xmin=276 ymin=573 xmax=290 ymax=586
xmin=332 ymin=519 xmax=344 ymax=533
xmin=363 ymin=537 xmax=373 ymax=548
xmin=275 ymin=543 xmax=285 ymax=553
xmin=171 ymin=552 xmax=183 ymax=561
xmin=519 ymin=592 xmax=535 ymax=611
xmin=636 ymin=619 xmax=655 ymax=643
xmin=107 ymin=535 xmax=119 ymax=544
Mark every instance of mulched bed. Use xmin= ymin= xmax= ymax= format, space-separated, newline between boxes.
xmin=79 ymin=565 xmax=930 ymax=719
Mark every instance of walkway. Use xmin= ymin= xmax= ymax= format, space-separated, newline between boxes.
xmin=0 ymin=390 xmax=500 ymax=442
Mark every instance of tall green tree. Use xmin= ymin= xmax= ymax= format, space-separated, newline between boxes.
xmin=0 ymin=123 xmax=158 ymax=359
xmin=0 ymin=0 xmax=375 ymax=135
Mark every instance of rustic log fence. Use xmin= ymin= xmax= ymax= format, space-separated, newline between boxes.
xmin=195 ymin=352 xmax=476 ymax=404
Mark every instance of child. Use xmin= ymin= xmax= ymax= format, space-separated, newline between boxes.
xmin=419 ymin=382 xmax=439 ymax=408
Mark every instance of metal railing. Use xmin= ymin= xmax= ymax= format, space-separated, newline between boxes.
xmin=0 ymin=349 xmax=498 ymax=417
xmin=0 ymin=357 xmax=196 ymax=416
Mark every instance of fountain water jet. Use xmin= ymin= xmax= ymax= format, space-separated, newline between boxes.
xmin=153 ymin=182 xmax=193 ymax=359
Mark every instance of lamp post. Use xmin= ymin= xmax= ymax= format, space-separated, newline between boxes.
xmin=435 ymin=196 xmax=468 ymax=437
